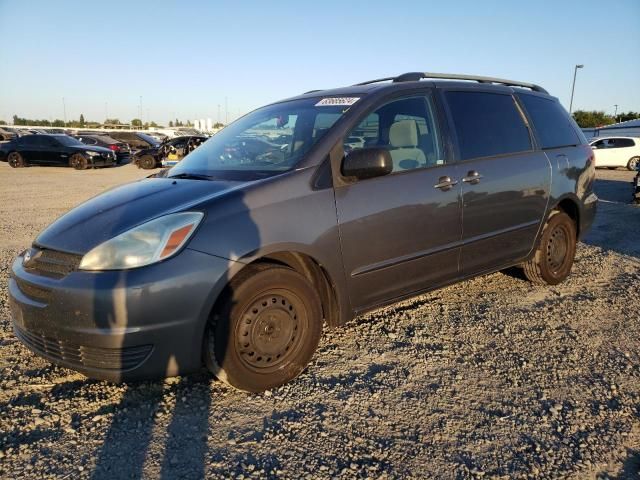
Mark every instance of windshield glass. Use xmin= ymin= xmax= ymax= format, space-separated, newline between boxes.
xmin=56 ymin=135 xmax=84 ymax=146
xmin=138 ymin=133 xmax=161 ymax=146
xmin=168 ymin=97 xmax=352 ymax=180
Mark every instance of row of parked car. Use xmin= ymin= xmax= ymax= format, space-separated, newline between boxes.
xmin=0 ymin=127 xmax=209 ymax=170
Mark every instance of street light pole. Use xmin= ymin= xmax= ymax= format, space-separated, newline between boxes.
xmin=62 ymin=97 xmax=67 ymax=126
xmin=569 ymin=64 xmax=584 ymax=114
xmin=614 ymin=104 xmax=619 ymax=123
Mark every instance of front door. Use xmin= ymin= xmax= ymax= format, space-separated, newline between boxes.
xmin=334 ymin=94 xmax=462 ymax=311
xmin=442 ymin=89 xmax=551 ymax=275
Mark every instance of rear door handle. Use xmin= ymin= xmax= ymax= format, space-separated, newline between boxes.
xmin=462 ymin=170 xmax=483 ymax=184
xmin=434 ymin=176 xmax=458 ymax=191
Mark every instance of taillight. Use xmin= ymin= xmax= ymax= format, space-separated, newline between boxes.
xmin=109 ymin=145 xmax=120 ymax=152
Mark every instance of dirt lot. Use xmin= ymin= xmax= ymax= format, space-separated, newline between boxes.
xmin=0 ymin=163 xmax=639 ymax=479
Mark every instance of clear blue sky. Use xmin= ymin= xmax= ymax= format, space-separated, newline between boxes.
xmin=0 ymin=0 xmax=638 ymax=125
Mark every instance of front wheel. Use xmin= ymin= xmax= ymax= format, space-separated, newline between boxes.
xmin=8 ymin=152 xmax=25 ymax=168
xmin=69 ymin=154 xmax=88 ymax=170
xmin=139 ymin=155 xmax=156 ymax=169
xmin=627 ymin=156 xmax=639 ymax=171
xmin=204 ymin=265 xmax=323 ymax=392
xmin=522 ymin=211 xmax=577 ymax=285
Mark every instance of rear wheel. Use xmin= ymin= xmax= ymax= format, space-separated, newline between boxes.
xmin=69 ymin=154 xmax=88 ymax=170
xmin=522 ymin=211 xmax=576 ymax=285
xmin=139 ymin=155 xmax=156 ymax=169
xmin=627 ymin=156 xmax=639 ymax=171
xmin=8 ymin=152 xmax=25 ymax=168
xmin=204 ymin=265 xmax=323 ymax=392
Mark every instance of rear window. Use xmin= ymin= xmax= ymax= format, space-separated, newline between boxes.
xmin=445 ymin=91 xmax=531 ymax=160
xmin=518 ymin=94 xmax=581 ymax=149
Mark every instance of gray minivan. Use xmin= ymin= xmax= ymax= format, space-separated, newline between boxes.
xmin=9 ymin=72 xmax=597 ymax=392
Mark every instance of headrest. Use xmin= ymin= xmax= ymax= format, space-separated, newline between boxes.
xmin=389 ymin=120 xmax=419 ymax=148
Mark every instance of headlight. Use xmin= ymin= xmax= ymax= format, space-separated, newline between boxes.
xmin=86 ymin=151 xmax=100 ymax=157
xmin=79 ymin=212 xmax=203 ymax=270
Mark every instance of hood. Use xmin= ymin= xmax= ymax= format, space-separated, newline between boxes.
xmin=35 ymin=177 xmax=248 ymax=254
xmin=70 ymin=144 xmax=112 ymax=154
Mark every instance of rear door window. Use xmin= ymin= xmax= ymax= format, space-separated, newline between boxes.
xmin=517 ymin=94 xmax=581 ymax=149
xmin=612 ymin=138 xmax=635 ymax=148
xmin=445 ymin=91 xmax=531 ymax=160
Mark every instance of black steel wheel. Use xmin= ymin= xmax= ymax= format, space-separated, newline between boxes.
xmin=8 ymin=152 xmax=25 ymax=168
xmin=139 ymin=155 xmax=156 ymax=169
xmin=205 ymin=264 xmax=322 ymax=392
xmin=69 ymin=154 xmax=88 ymax=170
xmin=522 ymin=211 xmax=576 ymax=285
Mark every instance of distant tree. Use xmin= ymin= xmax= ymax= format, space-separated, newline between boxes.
xmin=105 ymin=118 xmax=122 ymax=125
xmin=79 ymin=114 xmax=85 ymax=126
xmin=0 ymin=120 xmax=6 ymax=125
xmin=617 ymin=111 xmax=640 ymax=123
xmin=149 ymin=121 xmax=160 ymax=128
xmin=52 ymin=119 xmax=65 ymax=127
xmin=572 ymin=110 xmax=615 ymax=128
xmin=131 ymin=118 xmax=142 ymax=127
xmin=213 ymin=122 xmax=224 ymax=129
xmin=168 ymin=120 xmax=174 ymax=127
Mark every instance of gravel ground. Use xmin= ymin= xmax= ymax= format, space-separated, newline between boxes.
xmin=0 ymin=163 xmax=639 ymax=479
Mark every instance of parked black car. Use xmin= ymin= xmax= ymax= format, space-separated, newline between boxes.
xmin=8 ymin=72 xmax=596 ymax=392
xmin=73 ymin=134 xmax=131 ymax=164
xmin=106 ymin=131 xmax=160 ymax=151
xmin=133 ymin=135 xmax=208 ymax=169
xmin=0 ymin=134 xmax=116 ymax=169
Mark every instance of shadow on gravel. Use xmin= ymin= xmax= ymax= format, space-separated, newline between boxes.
xmin=602 ymin=449 xmax=640 ymax=480
xmin=583 ymin=200 xmax=640 ymax=259
xmin=593 ymin=177 xmax=634 ymax=204
xmin=91 ymin=378 xmax=211 ymax=479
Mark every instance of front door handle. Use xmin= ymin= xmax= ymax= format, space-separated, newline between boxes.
xmin=434 ymin=176 xmax=458 ymax=191
xmin=462 ymin=170 xmax=483 ymax=184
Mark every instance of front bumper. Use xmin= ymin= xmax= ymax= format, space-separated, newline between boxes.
xmin=9 ymin=248 xmax=233 ymax=381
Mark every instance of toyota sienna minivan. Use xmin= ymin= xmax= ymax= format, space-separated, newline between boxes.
xmin=9 ymin=72 xmax=597 ymax=392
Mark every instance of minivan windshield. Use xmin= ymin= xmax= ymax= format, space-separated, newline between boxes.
xmin=168 ymin=97 xmax=353 ymax=180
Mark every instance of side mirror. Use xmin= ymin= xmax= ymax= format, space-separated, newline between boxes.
xmin=342 ymin=147 xmax=393 ymax=180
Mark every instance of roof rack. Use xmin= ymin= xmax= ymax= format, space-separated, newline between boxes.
xmin=355 ymin=72 xmax=548 ymax=93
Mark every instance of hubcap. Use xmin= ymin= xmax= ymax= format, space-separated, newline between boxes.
xmin=236 ymin=293 xmax=302 ymax=371
xmin=630 ymin=157 xmax=639 ymax=170
xmin=546 ymin=225 xmax=568 ymax=272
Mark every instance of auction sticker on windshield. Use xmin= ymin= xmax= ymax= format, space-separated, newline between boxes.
xmin=315 ymin=97 xmax=360 ymax=106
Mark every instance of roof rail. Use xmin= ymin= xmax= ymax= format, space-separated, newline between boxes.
xmin=303 ymin=89 xmax=323 ymax=94
xmin=355 ymin=72 xmax=548 ymax=94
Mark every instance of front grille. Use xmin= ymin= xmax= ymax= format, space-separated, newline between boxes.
xmin=14 ymin=324 xmax=153 ymax=371
xmin=24 ymin=248 xmax=82 ymax=278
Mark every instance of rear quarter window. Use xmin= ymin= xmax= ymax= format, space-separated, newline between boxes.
xmin=445 ymin=91 xmax=531 ymax=160
xmin=518 ymin=94 xmax=581 ymax=149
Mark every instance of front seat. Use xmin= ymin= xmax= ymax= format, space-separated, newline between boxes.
xmin=388 ymin=120 xmax=426 ymax=171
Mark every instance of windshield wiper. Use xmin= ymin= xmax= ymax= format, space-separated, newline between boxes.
xmin=168 ymin=172 xmax=213 ymax=181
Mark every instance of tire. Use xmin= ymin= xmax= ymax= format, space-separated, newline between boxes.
xmin=7 ymin=152 xmax=25 ymax=168
xmin=69 ymin=154 xmax=88 ymax=170
xmin=522 ymin=211 xmax=577 ymax=285
xmin=627 ymin=156 xmax=639 ymax=171
xmin=139 ymin=155 xmax=156 ymax=169
xmin=204 ymin=264 xmax=323 ymax=392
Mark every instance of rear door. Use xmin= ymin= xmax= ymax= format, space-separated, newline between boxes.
xmin=19 ymin=135 xmax=47 ymax=164
xmin=441 ymin=89 xmax=551 ymax=275
xmin=334 ymin=93 xmax=462 ymax=310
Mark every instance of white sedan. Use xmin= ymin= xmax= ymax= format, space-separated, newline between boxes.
xmin=590 ymin=137 xmax=640 ymax=170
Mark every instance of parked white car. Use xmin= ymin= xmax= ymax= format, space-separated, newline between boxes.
xmin=590 ymin=137 xmax=640 ymax=170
